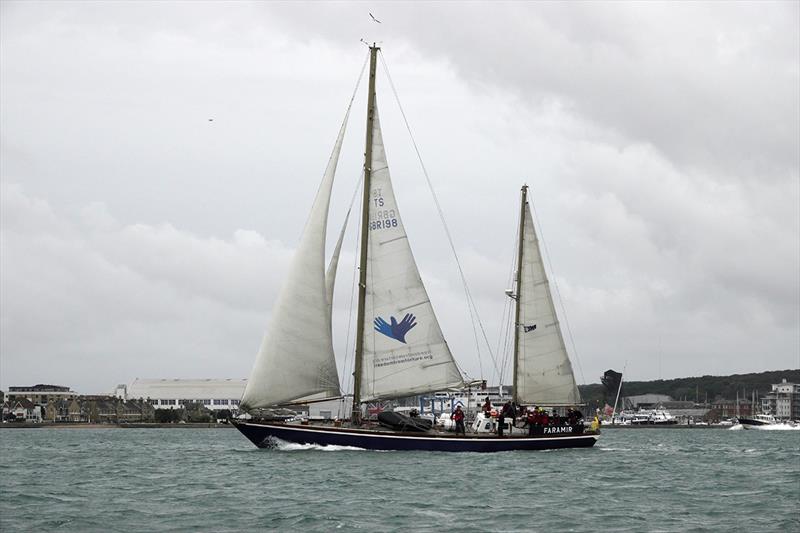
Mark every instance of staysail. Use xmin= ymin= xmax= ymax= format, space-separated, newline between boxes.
xmin=359 ymin=104 xmax=464 ymax=401
xmin=325 ymin=210 xmax=350 ymax=335
xmin=515 ymin=202 xmax=581 ymax=405
xmin=240 ymin=122 xmax=348 ymax=409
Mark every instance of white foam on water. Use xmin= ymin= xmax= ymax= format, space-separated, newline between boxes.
xmin=272 ymin=439 xmax=368 ymax=452
xmin=753 ymin=423 xmax=800 ymax=431
xmin=729 ymin=423 xmax=800 ymax=431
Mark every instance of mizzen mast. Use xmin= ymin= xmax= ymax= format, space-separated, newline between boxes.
xmin=352 ymin=44 xmax=379 ymax=423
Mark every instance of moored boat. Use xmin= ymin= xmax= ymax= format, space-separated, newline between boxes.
xmin=628 ymin=408 xmax=678 ymax=425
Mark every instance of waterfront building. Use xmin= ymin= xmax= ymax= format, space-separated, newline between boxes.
xmin=121 ymin=378 xmax=247 ymax=411
xmin=4 ymin=399 xmax=43 ymax=423
xmin=7 ymin=384 xmax=77 ymax=405
xmin=761 ymin=379 xmax=800 ymax=420
xmin=621 ymin=394 xmax=672 ymax=410
xmin=710 ymin=399 xmax=755 ymax=419
xmin=72 ymin=396 xmax=154 ymax=423
xmin=660 ymin=400 xmax=711 ymax=422
xmin=43 ymin=398 xmax=84 ymax=423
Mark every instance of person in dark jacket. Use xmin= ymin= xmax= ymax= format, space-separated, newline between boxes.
xmin=451 ymin=405 xmax=466 ymax=436
xmin=498 ymin=401 xmax=513 ymax=437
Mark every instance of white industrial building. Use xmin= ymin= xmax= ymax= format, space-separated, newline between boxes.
xmin=117 ymin=378 xmax=247 ymax=411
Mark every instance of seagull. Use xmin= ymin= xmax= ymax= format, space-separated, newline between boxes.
xmin=369 ymin=12 xmax=381 ymax=23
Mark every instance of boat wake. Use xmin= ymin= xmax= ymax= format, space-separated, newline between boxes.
xmin=750 ymin=423 xmax=800 ymax=431
xmin=729 ymin=423 xmax=800 ymax=431
xmin=268 ymin=438 xmax=373 ymax=452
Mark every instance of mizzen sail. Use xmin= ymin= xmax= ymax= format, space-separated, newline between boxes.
xmin=359 ymin=104 xmax=464 ymax=401
xmin=515 ymin=202 xmax=581 ymax=406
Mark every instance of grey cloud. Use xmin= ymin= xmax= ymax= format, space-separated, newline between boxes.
xmin=1 ymin=2 xmax=797 ymax=392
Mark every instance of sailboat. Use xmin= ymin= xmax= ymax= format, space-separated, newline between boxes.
xmin=232 ymin=45 xmax=598 ymax=452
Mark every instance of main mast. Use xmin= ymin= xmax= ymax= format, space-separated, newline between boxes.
xmin=512 ymin=184 xmax=528 ymax=405
xmin=352 ymin=44 xmax=379 ymax=423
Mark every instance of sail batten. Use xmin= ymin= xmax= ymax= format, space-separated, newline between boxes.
xmin=240 ymin=118 xmax=349 ymax=410
xmin=359 ymin=103 xmax=464 ymax=402
xmin=515 ymin=203 xmax=581 ymax=406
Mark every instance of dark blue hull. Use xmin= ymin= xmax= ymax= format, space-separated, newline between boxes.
xmin=233 ymin=420 xmax=598 ymax=452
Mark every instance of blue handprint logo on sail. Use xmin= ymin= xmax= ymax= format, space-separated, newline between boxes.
xmin=374 ymin=313 xmax=417 ymax=344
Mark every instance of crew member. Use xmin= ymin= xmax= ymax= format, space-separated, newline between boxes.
xmin=526 ymin=409 xmax=536 ymax=436
xmin=496 ymin=401 xmax=507 ymax=437
xmin=498 ymin=401 xmax=512 ymax=437
xmin=482 ymin=397 xmax=492 ymax=414
xmin=451 ymin=405 xmax=466 ymax=436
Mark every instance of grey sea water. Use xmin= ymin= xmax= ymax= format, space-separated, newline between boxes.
xmin=1 ymin=427 xmax=798 ymax=532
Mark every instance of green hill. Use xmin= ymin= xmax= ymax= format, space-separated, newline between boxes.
xmin=578 ymin=368 xmax=800 ymax=407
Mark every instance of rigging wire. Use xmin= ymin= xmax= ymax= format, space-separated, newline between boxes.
xmin=338 ymin=173 xmax=364 ymax=397
xmin=496 ymin=209 xmax=521 ymax=388
xmin=329 ymin=50 xmax=370 ymax=397
xmin=377 ymin=50 xmax=501 ymax=382
xmin=528 ymin=194 xmax=588 ymax=386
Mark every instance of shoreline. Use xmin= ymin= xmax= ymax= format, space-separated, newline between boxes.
xmin=600 ymin=424 xmax=730 ymax=429
xmin=0 ymin=422 xmax=235 ymax=429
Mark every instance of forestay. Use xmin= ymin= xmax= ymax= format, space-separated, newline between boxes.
xmin=515 ymin=204 xmax=581 ymax=406
xmin=240 ymin=121 xmax=347 ymax=409
xmin=360 ymin=104 xmax=464 ymax=401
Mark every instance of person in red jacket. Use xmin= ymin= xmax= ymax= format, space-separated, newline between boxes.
xmin=482 ymin=397 xmax=492 ymax=414
xmin=526 ymin=409 xmax=537 ymax=436
xmin=450 ymin=405 xmax=466 ymax=435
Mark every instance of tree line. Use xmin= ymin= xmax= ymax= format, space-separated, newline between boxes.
xmin=578 ymin=368 xmax=800 ymax=406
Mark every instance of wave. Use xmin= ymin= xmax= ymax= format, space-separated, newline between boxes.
xmin=753 ymin=424 xmax=800 ymax=431
xmin=729 ymin=423 xmax=800 ymax=431
xmin=270 ymin=438 xmax=372 ymax=452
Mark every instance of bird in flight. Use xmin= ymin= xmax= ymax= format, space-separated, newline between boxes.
xmin=369 ymin=12 xmax=381 ymax=23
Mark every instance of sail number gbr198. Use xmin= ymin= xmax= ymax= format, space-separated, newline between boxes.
xmin=370 ymin=188 xmax=398 ymax=230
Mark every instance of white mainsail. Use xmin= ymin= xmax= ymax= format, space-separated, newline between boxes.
xmin=515 ymin=203 xmax=581 ymax=406
xmin=240 ymin=123 xmax=347 ymax=409
xmin=360 ymin=104 xmax=464 ymax=401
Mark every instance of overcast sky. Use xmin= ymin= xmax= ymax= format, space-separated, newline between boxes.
xmin=1 ymin=1 xmax=798 ymax=394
